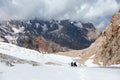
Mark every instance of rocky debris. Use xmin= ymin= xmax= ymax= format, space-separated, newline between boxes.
xmin=0 ymin=53 xmax=39 ymax=66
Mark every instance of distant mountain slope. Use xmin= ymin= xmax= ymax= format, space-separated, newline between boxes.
xmin=0 ymin=19 xmax=99 ymax=52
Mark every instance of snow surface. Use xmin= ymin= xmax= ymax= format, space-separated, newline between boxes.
xmin=74 ymin=22 xmax=83 ymax=28
xmin=12 ymin=26 xmax=24 ymax=34
xmin=84 ymin=55 xmax=103 ymax=67
xmin=35 ymin=23 xmax=40 ymax=28
xmin=0 ymin=42 xmax=73 ymax=65
xmin=50 ymin=24 xmax=63 ymax=33
xmin=110 ymin=64 xmax=120 ymax=67
xmin=41 ymin=24 xmax=48 ymax=32
xmin=85 ymin=59 xmax=98 ymax=67
xmin=0 ymin=42 xmax=120 ymax=80
xmin=0 ymin=63 xmax=120 ymax=80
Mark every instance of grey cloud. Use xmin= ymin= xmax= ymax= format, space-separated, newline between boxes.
xmin=0 ymin=0 xmax=120 ymax=31
xmin=0 ymin=0 xmax=119 ymax=20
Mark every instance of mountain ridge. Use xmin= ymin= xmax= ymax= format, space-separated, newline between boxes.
xmin=57 ymin=11 xmax=120 ymax=66
xmin=0 ymin=19 xmax=99 ymax=53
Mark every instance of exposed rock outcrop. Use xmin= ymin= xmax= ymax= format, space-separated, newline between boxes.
xmin=57 ymin=11 xmax=120 ymax=67
xmin=0 ymin=19 xmax=99 ymax=53
xmin=0 ymin=53 xmax=39 ymax=66
xmin=79 ymin=11 xmax=120 ymax=66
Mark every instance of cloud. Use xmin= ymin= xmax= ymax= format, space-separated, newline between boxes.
xmin=96 ymin=21 xmax=107 ymax=32
xmin=0 ymin=0 xmax=120 ymax=31
xmin=83 ymin=0 xmax=119 ymax=20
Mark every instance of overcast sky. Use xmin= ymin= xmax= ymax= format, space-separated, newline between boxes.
xmin=0 ymin=0 xmax=120 ymax=31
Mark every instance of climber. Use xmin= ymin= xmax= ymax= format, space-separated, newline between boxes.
xmin=71 ymin=62 xmax=74 ymax=67
xmin=71 ymin=61 xmax=77 ymax=67
xmin=73 ymin=62 xmax=77 ymax=67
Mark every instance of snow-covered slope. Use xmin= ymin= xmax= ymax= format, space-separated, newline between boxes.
xmin=0 ymin=42 xmax=105 ymax=67
xmin=0 ymin=42 xmax=73 ymax=66
xmin=0 ymin=42 xmax=120 ymax=80
xmin=0 ymin=63 xmax=120 ymax=80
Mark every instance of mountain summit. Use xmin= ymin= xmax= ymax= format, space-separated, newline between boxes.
xmin=0 ymin=19 xmax=99 ymax=53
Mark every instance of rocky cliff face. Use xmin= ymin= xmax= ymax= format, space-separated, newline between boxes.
xmin=78 ymin=11 xmax=120 ymax=66
xmin=0 ymin=19 xmax=99 ymax=53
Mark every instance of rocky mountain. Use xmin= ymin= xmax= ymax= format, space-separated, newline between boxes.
xmin=57 ymin=11 xmax=120 ymax=67
xmin=67 ymin=11 xmax=120 ymax=66
xmin=0 ymin=19 xmax=99 ymax=53
xmin=92 ymin=11 xmax=120 ymax=66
